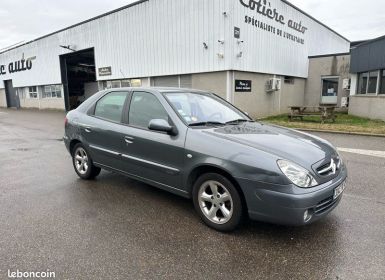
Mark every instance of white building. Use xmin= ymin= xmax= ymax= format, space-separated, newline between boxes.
xmin=0 ymin=0 xmax=350 ymax=118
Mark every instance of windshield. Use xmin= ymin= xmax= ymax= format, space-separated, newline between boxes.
xmin=164 ymin=92 xmax=249 ymax=125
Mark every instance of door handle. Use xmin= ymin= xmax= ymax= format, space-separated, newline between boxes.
xmin=124 ymin=136 xmax=134 ymax=144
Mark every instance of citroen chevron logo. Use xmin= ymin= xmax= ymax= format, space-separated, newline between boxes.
xmin=331 ymin=159 xmax=336 ymax=174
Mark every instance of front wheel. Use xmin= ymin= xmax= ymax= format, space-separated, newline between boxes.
xmin=193 ymin=173 xmax=243 ymax=232
xmin=72 ymin=143 xmax=101 ymax=180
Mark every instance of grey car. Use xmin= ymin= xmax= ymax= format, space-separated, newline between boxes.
xmin=64 ymin=88 xmax=347 ymax=231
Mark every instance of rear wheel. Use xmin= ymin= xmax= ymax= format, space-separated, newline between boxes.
xmin=193 ymin=173 xmax=243 ymax=232
xmin=72 ymin=143 xmax=101 ymax=180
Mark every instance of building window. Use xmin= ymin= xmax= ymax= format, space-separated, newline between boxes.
xmin=358 ymin=73 xmax=368 ymax=94
xmin=130 ymin=79 xmax=142 ymax=87
xmin=284 ymin=76 xmax=295 ymax=84
xmin=357 ymin=71 xmax=380 ymax=94
xmin=28 ymin=86 xmax=38 ymax=98
xmin=321 ymin=77 xmax=339 ymax=105
xmin=99 ymin=79 xmax=142 ymax=90
xmin=111 ymin=80 xmax=121 ymax=88
xmin=98 ymin=81 xmax=107 ymax=90
xmin=17 ymin=88 xmax=25 ymax=99
xmin=56 ymin=85 xmax=62 ymax=97
xmin=368 ymin=71 xmax=379 ymax=93
xmin=42 ymin=85 xmax=62 ymax=98
xmin=121 ymin=80 xmax=131 ymax=87
xmin=380 ymin=70 xmax=385 ymax=94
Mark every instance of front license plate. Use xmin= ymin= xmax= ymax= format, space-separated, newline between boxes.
xmin=334 ymin=181 xmax=346 ymax=200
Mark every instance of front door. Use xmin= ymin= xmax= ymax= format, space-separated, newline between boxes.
xmin=4 ymin=80 xmax=20 ymax=108
xmin=120 ymin=91 xmax=185 ymax=189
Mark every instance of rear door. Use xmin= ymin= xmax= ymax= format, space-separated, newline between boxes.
xmin=118 ymin=90 xmax=186 ymax=189
xmin=80 ymin=90 xmax=130 ymax=169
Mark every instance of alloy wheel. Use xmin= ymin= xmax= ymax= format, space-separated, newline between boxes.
xmin=74 ymin=147 xmax=89 ymax=175
xmin=198 ymin=180 xmax=233 ymax=224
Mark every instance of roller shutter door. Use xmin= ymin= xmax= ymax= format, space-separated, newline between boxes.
xmin=180 ymin=75 xmax=192 ymax=88
xmin=152 ymin=75 xmax=192 ymax=88
xmin=152 ymin=76 xmax=179 ymax=87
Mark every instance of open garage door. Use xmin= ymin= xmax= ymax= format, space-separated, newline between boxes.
xmin=60 ymin=48 xmax=96 ymax=111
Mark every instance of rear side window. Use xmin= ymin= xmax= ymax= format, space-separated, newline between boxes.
xmin=129 ymin=91 xmax=169 ymax=128
xmin=94 ymin=91 xmax=128 ymax=122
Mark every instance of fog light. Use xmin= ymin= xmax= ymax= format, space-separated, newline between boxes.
xmin=303 ymin=210 xmax=313 ymax=223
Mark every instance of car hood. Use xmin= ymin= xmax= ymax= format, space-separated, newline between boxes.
xmin=203 ymin=122 xmax=335 ymax=168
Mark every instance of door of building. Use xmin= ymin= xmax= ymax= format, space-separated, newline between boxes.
xmin=59 ymin=48 xmax=96 ymax=111
xmin=321 ymin=77 xmax=339 ymax=105
xmin=4 ymin=80 xmax=20 ymax=108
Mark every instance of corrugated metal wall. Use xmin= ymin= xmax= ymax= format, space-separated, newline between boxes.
xmin=0 ymin=0 xmax=350 ymax=89
xmin=350 ymin=36 xmax=385 ymax=73
xmin=231 ymin=0 xmax=350 ymax=77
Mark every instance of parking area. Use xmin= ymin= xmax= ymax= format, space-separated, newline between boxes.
xmin=0 ymin=108 xmax=384 ymax=280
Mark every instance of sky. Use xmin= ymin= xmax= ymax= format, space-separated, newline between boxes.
xmin=289 ymin=0 xmax=385 ymax=41
xmin=1 ymin=0 xmax=385 ymax=50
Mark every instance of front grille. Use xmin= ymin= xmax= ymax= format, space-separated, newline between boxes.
xmin=314 ymin=196 xmax=336 ymax=214
xmin=316 ymin=157 xmax=341 ymax=176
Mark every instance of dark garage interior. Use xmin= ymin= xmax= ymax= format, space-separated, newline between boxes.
xmin=60 ymin=48 xmax=96 ymax=111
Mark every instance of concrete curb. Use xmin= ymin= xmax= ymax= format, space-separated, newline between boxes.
xmin=0 ymin=107 xmax=65 ymax=113
xmin=294 ymin=128 xmax=385 ymax=138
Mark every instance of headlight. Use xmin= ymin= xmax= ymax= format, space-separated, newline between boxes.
xmin=277 ymin=159 xmax=318 ymax=188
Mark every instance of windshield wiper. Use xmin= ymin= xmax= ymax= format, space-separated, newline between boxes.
xmin=225 ymin=119 xmax=254 ymax=125
xmin=189 ymin=119 xmax=254 ymax=127
xmin=188 ymin=121 xmax=225 ymax=127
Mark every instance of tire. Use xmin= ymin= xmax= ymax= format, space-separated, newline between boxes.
xmin=193 ymin=173 xmax=243 ymax=232
xmin=72 ymin=143 xmax=101 ymax=180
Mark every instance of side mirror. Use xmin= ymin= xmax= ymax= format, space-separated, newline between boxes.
xmin=148 ymin=119 xmax=177 ymax=136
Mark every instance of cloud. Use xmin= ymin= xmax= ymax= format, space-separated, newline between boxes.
xmin=0 ymin=0 xmax=136 ymax=49
xmin=289 ymin=0 xmax=385 ymax=41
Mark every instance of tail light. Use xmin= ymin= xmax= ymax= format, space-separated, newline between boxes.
xmin=64 ymin=116 xmax=68 ymax=126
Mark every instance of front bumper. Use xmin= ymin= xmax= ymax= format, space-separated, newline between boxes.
xmin=237 ymin=166 xmax=348 ymax=226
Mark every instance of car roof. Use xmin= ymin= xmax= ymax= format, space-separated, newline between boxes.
xmin=107 ymin=87 xmax=212 ymax=94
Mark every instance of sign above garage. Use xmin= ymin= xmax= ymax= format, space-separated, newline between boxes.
xmin=98 ymin=66 xmax=112 ymax=76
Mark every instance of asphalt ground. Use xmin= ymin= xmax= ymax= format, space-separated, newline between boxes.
xmin=0 ymin=108 xmax=384 ymax=280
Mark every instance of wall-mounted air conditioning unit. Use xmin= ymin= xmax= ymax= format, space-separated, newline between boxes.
xmin=266 ymin=78 xmax=281 ymax=93
xmin=342 ymin=78 xmax=350 ymax=90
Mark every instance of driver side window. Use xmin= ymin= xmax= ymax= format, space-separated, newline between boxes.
xmin=128 ymin=91 xmax=169 ymax=129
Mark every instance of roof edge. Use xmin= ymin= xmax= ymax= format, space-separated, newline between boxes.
xmin=308 ymin=52 xmax=350 ymax=59
xmin=351 ymin=34 xmax=385 ymax=49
